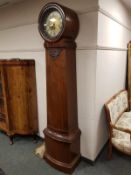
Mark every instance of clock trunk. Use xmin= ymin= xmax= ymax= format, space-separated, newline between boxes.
xmin=44 ymin=39 xmax=81 ymax=173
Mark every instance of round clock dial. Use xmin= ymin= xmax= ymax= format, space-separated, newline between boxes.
xmin=38 ymin=4 xmax=65 ymax=42
xmin=38 ymin=3 xmax=79 ymax=42
xmin=43 ymin=10 xmax=63 ymax=38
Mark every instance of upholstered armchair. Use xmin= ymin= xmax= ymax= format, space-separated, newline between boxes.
xmin=105 ymin=90 xmax=131 ymax=159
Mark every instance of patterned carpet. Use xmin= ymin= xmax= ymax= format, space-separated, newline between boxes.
xmin=0 ymin=169 xmax=6 ymax=175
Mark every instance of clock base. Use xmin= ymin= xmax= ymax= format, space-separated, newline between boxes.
xmin=44 ymin=128 xmax=81 ymax=174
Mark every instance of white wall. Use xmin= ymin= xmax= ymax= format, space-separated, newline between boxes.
xmin=77 ymin=50 xmax=97 ymax=160
xmin=0 ymin=0 xmax=130 ymax=161
xmin=99 ymin=0 xmax=131 ymax=29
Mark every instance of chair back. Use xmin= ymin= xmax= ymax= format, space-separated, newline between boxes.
xmin=105 ymin=90 xmax=128 ymax=125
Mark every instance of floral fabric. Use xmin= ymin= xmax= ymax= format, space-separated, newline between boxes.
xmin=108 ymin=91 xmax=128 ymax=124
xmin=106 ymin=90 xmax=131 ymax=154
xmin=112 ymin=129 xmax=131 ymax=154
xmin=115 ymin=112 xmax=131 ymax=131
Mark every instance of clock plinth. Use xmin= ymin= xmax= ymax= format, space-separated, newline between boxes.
xmin=44 ymin=128 xmax=81 ymax=173
xmin=38 ymin=2 xmax=81 ymax=173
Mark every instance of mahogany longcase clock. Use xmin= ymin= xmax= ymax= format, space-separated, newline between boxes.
xmin=38 ymin=2 xmax=81 ymax=173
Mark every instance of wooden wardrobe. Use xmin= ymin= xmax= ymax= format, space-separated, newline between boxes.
xmin=0 ymin=59 xmax=38 ymax=144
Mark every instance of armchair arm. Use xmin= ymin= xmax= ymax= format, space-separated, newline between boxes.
xmin=110 ymin=122 xmax=131 ymax=135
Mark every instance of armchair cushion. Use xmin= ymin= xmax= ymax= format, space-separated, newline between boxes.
xmin=115 ymin=112 xmax=131 ymax=131
xmin=112 ymin=129 xmax=131 ymax=155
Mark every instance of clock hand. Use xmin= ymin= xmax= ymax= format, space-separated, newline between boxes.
xmin=49 ymin=22 xmax=55 ymax=30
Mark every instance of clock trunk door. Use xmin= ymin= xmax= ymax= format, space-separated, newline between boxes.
xmin=46 ymin=49 xmax=68 ymax=132
xmin=46 ymin=45 xmax=78 ymax=134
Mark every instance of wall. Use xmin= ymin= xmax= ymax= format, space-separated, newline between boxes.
xmin=0 ymin=0 xmax=130 ymax=161
xmin=78 ymin=0 xmax=131 ymax=160
xmin=93 ymin=0 xmax=131 ymax=159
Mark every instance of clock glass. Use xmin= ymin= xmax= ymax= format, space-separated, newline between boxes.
xmin=43 ymin=10 xmax=63 ymax=39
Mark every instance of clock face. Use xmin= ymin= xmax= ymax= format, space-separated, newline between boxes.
xmin=39 ymin=5 xmax=65 ymax=41
xmin=39 ymin=3 xmax=79 ymax=42
xmin=44 ymin=10 xmax=63 ymax=39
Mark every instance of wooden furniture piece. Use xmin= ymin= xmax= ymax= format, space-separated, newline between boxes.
xmin=38 ymin=3 xmax=81 ymax=173
xmin=0 ymin=59 xmax=38 ymax=144
xmin=105 ymin=90 xmax=131 ymax=159
xmin=127 ymin=41 xmax=131 ymax=110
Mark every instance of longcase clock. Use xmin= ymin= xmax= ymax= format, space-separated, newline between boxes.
xmin=38 ymin=2 xmax=81 ymax=173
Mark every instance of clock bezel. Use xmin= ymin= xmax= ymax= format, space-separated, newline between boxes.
xmin=38 ymin=3 xmax=65 ymax=42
